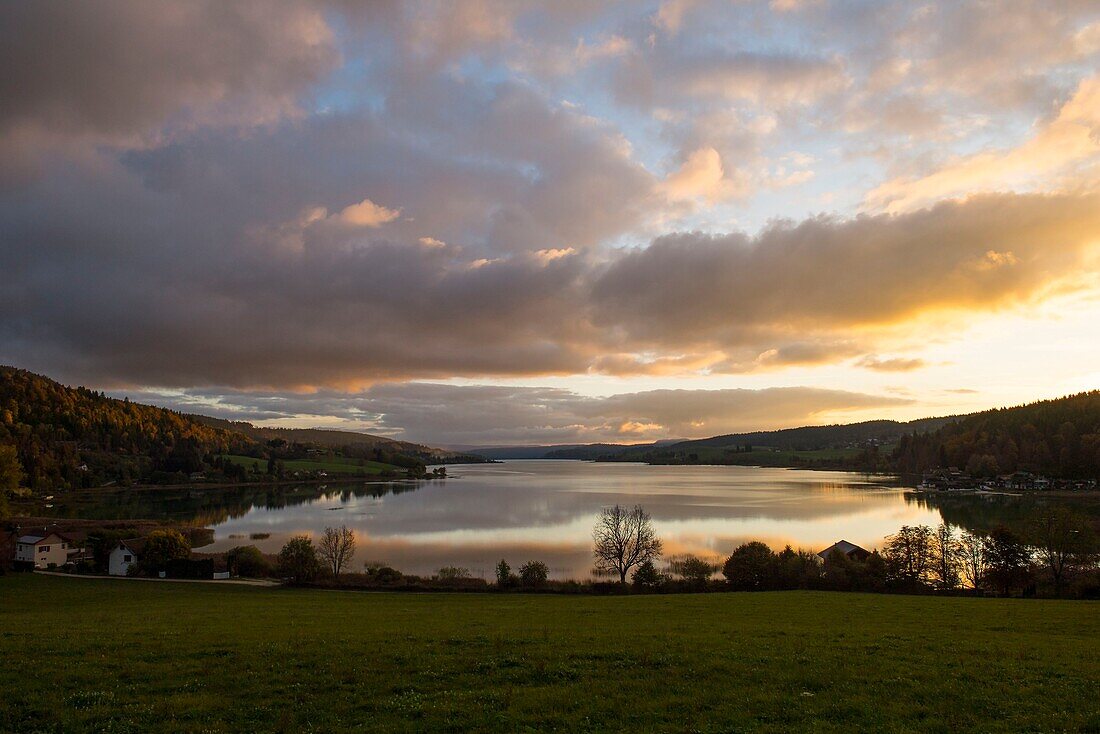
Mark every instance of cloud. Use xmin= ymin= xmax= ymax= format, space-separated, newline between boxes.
xmin=2 ymin=0 xmax=1100 ymax=418
xmin=337 ymin=199 xmax=401 ymax=228
xmin=0 ymin=1 xmax=338 ymax=172
xmin=118 ymin=383 xmax=911 ymax=445
xmin=857 ymin=356 xmax=928 ymax=372
xmin=654 ymin=0 xmax=698 ymax=35
xmin=592 ymin=192 xmax=1100 ymax=355
xmin=2 ymin=176 xmax=1097 ymax=389
xmin=617 ymin=49 xmax=849 ymax=109
xmin=865 ymin=76 xmax=1100 ymax=212
xmin=661 ymin=147 xmax=746 ymax=202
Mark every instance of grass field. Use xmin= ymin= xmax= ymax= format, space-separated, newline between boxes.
xmin=222 ymin=454 xmax=401 ymax=475
xmin=2 ymin=575 xmax=1098 ymax=732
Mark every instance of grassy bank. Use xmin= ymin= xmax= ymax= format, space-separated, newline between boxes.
xmin=222 ymin=454 xmax=401 ymax=475
xmin=1 ymin=575 xmax=1098 ymax=732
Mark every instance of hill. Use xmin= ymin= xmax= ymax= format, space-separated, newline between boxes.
xmin=892 ymin=391 xmax=1100 ymax=479
xmin=0 ymin=366 xmax=252 ymax=491
xmin=189 ymin=416 xmax=478 ymax=464
xmin=2 ymin=575 xmax=1098 ymax=732
xmin=602 ymin=417 xmax=960 ymax=467
xmin=606 ymin=393 xmax=1100 ymax=479
xmin=0 ymin=366 xmax=478 ymax=493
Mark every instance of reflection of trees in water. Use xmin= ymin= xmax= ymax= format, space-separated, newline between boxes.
xmin=906 ymin=492 xmax=1100 ymax=536
xmin=33 ymin=481 xmax=424 ymax=524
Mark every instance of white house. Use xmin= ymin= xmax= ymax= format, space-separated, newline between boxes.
xmin=15 ymin=532 xmax=78 ymax=568
xmin=108 ymin=538 xmax=147 ymax=576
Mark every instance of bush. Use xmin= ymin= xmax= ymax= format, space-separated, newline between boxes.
xmin=631 ymin=559 xmax=663 ymax=590
xmin=670 ymin=555 xmax=717 ymax=590
xmin=363 ymin=564 xmax=403 ymax=585
xmin=436 ymin=566 xmax=471 ymax=581
xmin=278 ymin=536 xmax=321 ymax=584
xmin=723 ymin=542 xmax=777 ymax=590
xmin=495 ymin=559 xmax=513 ymax=588
xmin=166 ymin=557 xmax=214 ymax=579
xmin=774 ymin=546 xmax=822 ymax=589
xmin=519 ymin=561 xmax=549 ymax=588
xmin=228 ymin=545 xmax=272 ymax=578
xmin=139 ymin=529 xmax=191 ymax=575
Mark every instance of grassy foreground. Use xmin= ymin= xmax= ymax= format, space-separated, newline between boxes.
xmin=1 ymin=575 xmax=1098 ymax=733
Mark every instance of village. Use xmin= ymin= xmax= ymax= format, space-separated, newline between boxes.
xmin=918 ymin=468 xmax=1098 ymax=492
xmin=5 ymin=522 xmax=235 ymax=580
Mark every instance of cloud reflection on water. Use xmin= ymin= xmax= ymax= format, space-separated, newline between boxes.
xmin=206 ymin=461 xmax=943 ymax=578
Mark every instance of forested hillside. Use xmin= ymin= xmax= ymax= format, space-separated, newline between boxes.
xmin=607 ymin=392 xmax=1100 ymax=479
xmin=190 ymin=416 xmax=475 ymax=464
xmin=0 ymin=367 xmax=474 ymax=493
xmin=892 ymin=392 xmax=1100 ymax=478
xmin=0 ymin=367 xmax=250 ymax=490
xmin=606 ymin=416 xmax=959 ymax=466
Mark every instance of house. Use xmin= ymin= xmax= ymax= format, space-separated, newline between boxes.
xmin=14 ymin=532 xmax=84 ymax=569
xmin=817 ymin=540 xmax=871 ymax=563
xmin=108 ymin=538 xmax=148 ymax=576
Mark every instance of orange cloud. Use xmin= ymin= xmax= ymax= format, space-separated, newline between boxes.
xmin=865 ymin=76 xmax=1100 ymax=213
xmin=857 ymin=356 xmax=928 ymax=372
xmin=337 ymin=198 xmax=401 ymax=228
xmin=661 ymin=147 xmax=746 ymax=202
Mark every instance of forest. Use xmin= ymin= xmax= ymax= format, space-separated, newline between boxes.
xmin=609 ymin=392 xmax=1100 ymax=479
xmin=890 ymin=392 xmax=1100 ymax=479
xmin=0 ymin=367 xmax=435 ymax=492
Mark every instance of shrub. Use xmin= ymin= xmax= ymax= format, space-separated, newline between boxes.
xmin=139 ymin=529 xmax=191 ymax=575
xmin=228 ymin=545 xmax=272 ymax=578
xmin=436 ymin=566 xmax=472 ymax=581
xmin=495 ymin=559 xmax=512 ymax=587
xmin=363 ymin=564 xmax=403 ymax=585
xmin=670 ymin=555 xmax=717 ymax=590
xmin=631 ymin=559 xmax=663 ymax=590
xmin=519 ymin=561 xmax=549 ymax=587
xmin=278 ymin=536 xmax=321 ymax=584
xmin=723 ymin=542 xmax=777 ymax=590
xmin=775 ymin=546 xmax=822 ymax=589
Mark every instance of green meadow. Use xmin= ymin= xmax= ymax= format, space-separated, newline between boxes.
xmin=1 ymin=575 xmax=1098 ymax=732
xmin=221 ymin=454 xmax=401 ymax=475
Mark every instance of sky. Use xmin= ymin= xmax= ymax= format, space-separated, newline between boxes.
xmin=1 ymin=0 xmax=1099 ymax=447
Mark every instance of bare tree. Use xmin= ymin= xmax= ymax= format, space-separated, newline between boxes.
xmin=882 ymin=525 xmax=934 ymax=584
xmin=1029 ymin=508 xmax=1093 ymax=597
xmin=930 ymin=523 xmax=962 ymax=590
xmin=318 ymin=525 xmax=357 ymax=580
xmin=593 ymin=504 xmax=662 ymax=583
xmin=959 ymin=530 xmax=987 ymax=591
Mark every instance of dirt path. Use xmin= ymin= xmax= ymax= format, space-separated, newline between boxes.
xmin=32 ymin=570 xmax=281 ymax=587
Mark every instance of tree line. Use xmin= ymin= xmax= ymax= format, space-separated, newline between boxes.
xmin=0 ymin=366 xmax=430 ymax=496
xmin=259 ymin=505 xmax=1100 ymax=599
xmin=603 ymin=391 xmax=1100 ymax=479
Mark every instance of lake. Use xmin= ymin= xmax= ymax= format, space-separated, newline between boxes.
xmin=33 ymin=460 xmax=1092 ymax=579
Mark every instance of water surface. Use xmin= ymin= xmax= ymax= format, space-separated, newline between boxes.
xmin=34 ymin=460 xmax=1098 ymax=578
xmin=200 ymin=460 xmax=943 ymax=578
